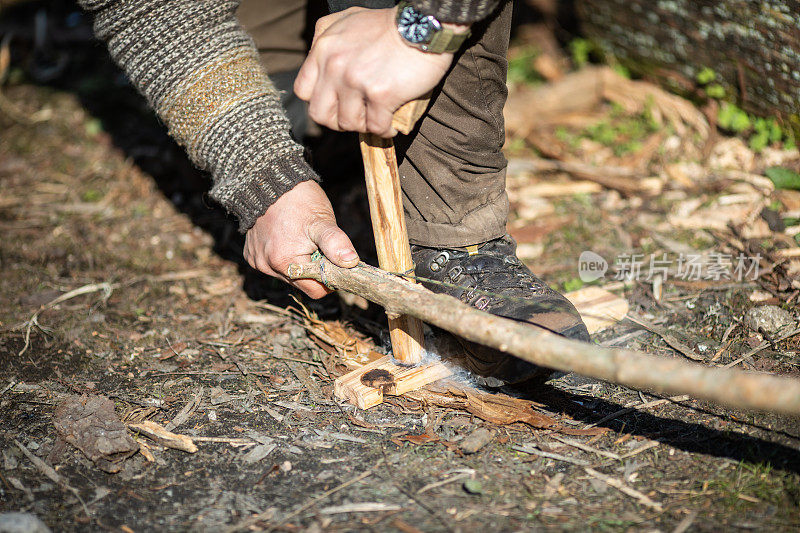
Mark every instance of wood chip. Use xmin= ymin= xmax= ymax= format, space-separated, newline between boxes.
xmin=318 ymin=502 xmax=402 ymax=514
xmin=458 ymin=428 xmax=495 ymax=454
xmin=313 ymin=429 xmax=367 ymax=445
xmin=286 ymin=361 xmax=326 ymax=403
xmin=127 ymin=421 xmax=197 ymax=453
xmin=242 ymin=444 xmax=276 ymax=464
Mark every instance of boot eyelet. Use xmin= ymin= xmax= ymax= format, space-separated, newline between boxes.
xmin=448 ymin=266 xmax=464 ymax=281
xmin=474 ymin=296 xmax=490 ymax=310
xmin=430 ymin=252 xmax=449 ymax=272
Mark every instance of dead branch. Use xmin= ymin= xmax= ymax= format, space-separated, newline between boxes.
xmin=288 ymin=259 xmax=800 ymax=416
xmin=509 ymin=157 xmax=662 ymax=196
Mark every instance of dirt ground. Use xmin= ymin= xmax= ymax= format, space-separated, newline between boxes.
xmin=2 ymin=2 xmax=800 ymax=532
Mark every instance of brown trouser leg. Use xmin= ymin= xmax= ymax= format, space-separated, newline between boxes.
xmin=239 ymin=0 xmax=512 ymax=248
xmin=396 ymin=1 xmax=511 ymax=247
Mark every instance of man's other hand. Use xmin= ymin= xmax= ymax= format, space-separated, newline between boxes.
xmin=244 ymin=181 xmax=359 ymax=298
xmin=294 ymin=6 xmax=453 ymax=137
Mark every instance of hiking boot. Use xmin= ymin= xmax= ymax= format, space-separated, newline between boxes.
xmin=411 ymin=234 xmax=590 ymax=387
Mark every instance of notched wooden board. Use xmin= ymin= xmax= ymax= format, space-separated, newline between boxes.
xmin=334 ymin=355 xmax=452 ymax=409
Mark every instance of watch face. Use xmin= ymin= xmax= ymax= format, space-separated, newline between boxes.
xmin=398 ymin=6 xmax=440 ymax=44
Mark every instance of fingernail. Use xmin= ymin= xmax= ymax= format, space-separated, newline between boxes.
xmin=340 ymin=250 xmax=358 ymax=264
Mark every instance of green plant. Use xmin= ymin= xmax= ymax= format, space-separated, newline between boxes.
xmin=705 ymin=83 xmax=726 ymax=99
xmin=696 ymin=66 xmax=717 ymax=84
xmin=507 ymin=45 xmax=544 ymax=86
xmin=718 ymin=103 xmax=751 ymax=133
xmin=569 ymin=38 xmax=592 ymax=68
xmin=765 ymin=167 xmax=800 ymax=190
xmin=82 ymin=189 xmax=103 ymax=202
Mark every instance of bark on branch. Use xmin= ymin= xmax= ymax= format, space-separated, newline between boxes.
xmin=288 ymin=259 xmax=800 ymax=416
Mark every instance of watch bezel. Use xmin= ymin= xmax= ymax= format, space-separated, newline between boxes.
xmin=396 ymin=2 xmax=441 ymax=46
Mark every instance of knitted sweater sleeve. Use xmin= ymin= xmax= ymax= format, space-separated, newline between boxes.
xmin=77 ymin=0 xmax=320 ymax=231
xmin=410 ymin=0 xmax=503 ymax=24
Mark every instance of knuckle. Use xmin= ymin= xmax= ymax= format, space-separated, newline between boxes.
xmin=365 ymin=82 xmax=391 ymax=103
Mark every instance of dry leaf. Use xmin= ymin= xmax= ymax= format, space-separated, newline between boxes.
xmin=53 ymin=395 xmax=139 ymax=473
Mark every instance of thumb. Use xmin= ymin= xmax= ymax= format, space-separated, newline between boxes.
xmin=308 ymin=219 xmax=359 ymax=268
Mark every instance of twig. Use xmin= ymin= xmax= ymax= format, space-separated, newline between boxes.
xmin=16 ymin=271 xmax=209 ymax=357
xmin=15 ymin=439 xmax=90 ymax=518
xmin=1 ymin=380 xmax=17 ymax=396
xmin=224 ymin=462 xmax=381 ymax=532
xmin=550 ymin=435 xmax=621 ymax=461
xmin=618 ymin=440 xmax=660 ymax=460
xmin=722 ymin=326 xmax=800 ymax=369
xmin=18 ymin=282 xmax=115 ymax=356
xmin=318 ymin=502 xmax=402 ymax=515
xmin=191 ymin=436 xmax=255 ymax=446
xmin=377 ymin=449 xmax=456 ymax=533
xmin=165 ymin=388 xmax=203 ymax=431
xmin=511 ymin=444 xmax=591 ymax=466
xmin=588 ymin=395 xmax=690 ymax=428
xmin=584 ymin=467 xmax=663 ymax=511
xmin=127 ymin=421 xmax=197 ymax=453
xmin=416 ymin=472 xmax=473 ymax=494
xmin=289 ymin=259 xmax=800 ymax=416
xmin=270 ymin=354 xmax=323 ymax=367
xmin=626 ymin=315 xmax=704 ymax=362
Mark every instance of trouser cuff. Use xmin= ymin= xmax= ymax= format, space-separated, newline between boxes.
xmin=406 ymin=192 xmax=509 ymax=248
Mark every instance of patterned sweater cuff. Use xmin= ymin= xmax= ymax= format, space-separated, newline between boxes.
xmin=212 ymin=153 xmax=321 ymax=233
xmin=410 ymin=0 xmax=502 ymax=24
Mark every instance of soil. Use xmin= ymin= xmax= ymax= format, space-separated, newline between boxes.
xmin=1 ymin=2 xmax=799 ymax=532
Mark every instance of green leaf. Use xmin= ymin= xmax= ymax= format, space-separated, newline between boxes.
xmin=563 ymin=278 xmax=584 ymax=292
xmin=749 ymin=131 xmax=769 ymax=152
xmin=765 ymin=167 xmax=800 ymax=190
xmin=730 ymin=110 xmax=751 ymax=133
xmin=717 ymin=103 xmax=750 ymax=133
xmin=768 ymin=120 xmax=783 ymax=144
xmin=705 ymin=84 xmax=725 ymax=99
xmin=696 ymin=67 xmax=716 ymax=84
xmin=463 ymin=480 xmax=484 ymax=495
xmin=569 ymin=38 xmax=591 ymax=68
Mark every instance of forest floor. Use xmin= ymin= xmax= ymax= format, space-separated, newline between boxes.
xmin=1 ymin=2 xmax=800 ymax=532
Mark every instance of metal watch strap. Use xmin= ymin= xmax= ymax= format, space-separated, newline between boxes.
xmin=422 ymin=27 xmax=470 ymax=54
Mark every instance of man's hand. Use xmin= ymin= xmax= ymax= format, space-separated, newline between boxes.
xmin=294 ymin=6 xmax=453 ymax=137
xmin=244 ymin=181 xmax=358 ymax=298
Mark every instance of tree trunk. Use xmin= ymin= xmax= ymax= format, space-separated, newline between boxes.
xmin=575 ymin=0 xmax=800 ymax=131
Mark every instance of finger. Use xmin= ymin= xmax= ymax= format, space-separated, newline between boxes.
xmin=307 ymin=219 xmax=359 ymax=268
xmin=337 ymin=88 xmax=367 ymax=132
xmin=307 ymin=84 xmax=339 ymax=130
xmin=294 ymin=59 xmax=318 ymax=102
xmin=365 ymin=102 xmax=397 ymax=138
xmin=291 ymin=278 xmax=332 ymax=299
xmin=269 ymin=253 xmax=332 ymax=299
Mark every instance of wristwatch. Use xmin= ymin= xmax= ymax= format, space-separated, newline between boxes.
xmin=395 ymin=1 xmax=471 ymax=54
